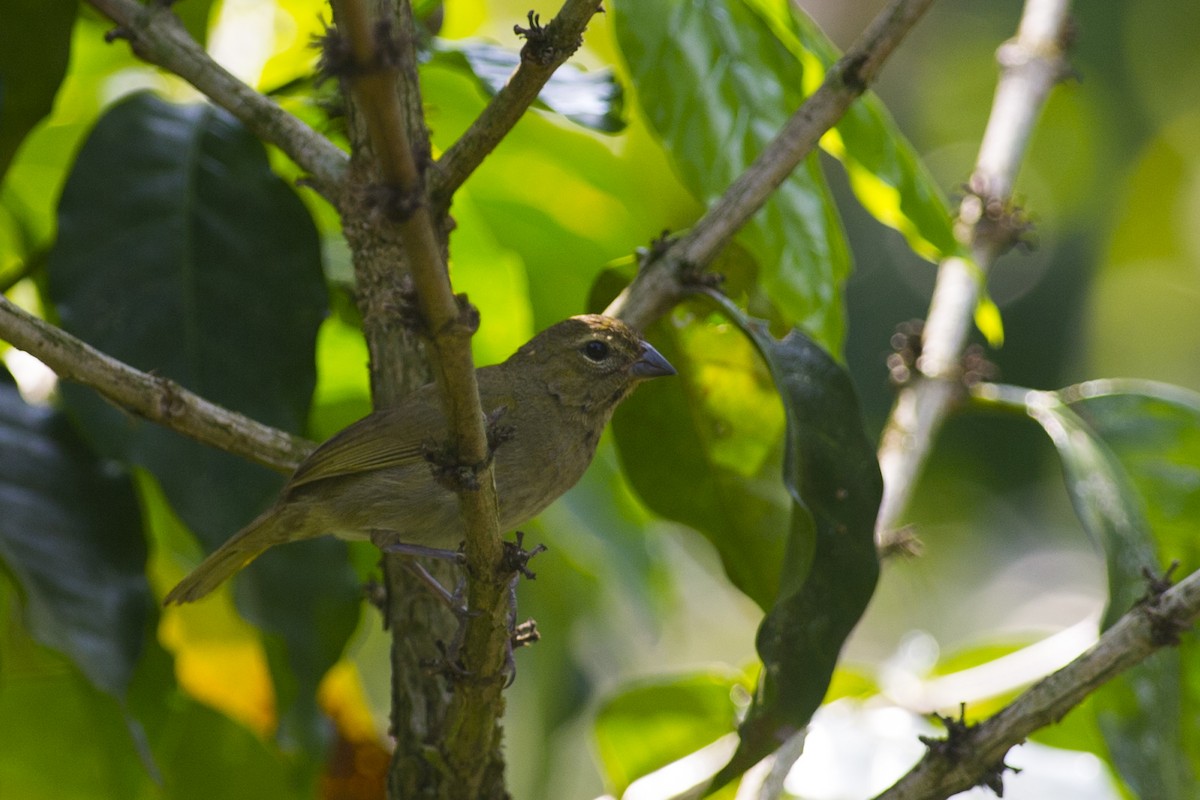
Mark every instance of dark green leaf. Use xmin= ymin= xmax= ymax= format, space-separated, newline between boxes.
xmin=713 ymin=300 xmax=881 ymax=781
xmin=611 ymin=0 xmax=851 ymax=353
xmin=431 ymin=39 xmax=625 ymax=132
xmin=46 ymin=92 xmax=358 ymax=748
xmin=594 ymin=671 xmax=747 ymax=795
xmin=1018 ymin=384 xmax=1193 ymax=798
xmin=616 ymin=294 xmax=881 ymax=786
xmin=0 ymin=0 xmax=77 ymax=182
xmin=0 ymin=368 xmax=148 ymax=698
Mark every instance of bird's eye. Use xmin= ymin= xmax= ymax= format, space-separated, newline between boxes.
xmin=582 ymin=340 xmax=610 ymax=362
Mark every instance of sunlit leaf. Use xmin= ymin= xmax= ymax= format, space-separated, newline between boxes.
xmin=613 ymin=308 xmax=791 ymax=611
xmin=46 ymin=92 xmax=360 ymax=751
xmin=0 ymin=368 xmax=148 ymax=699
xmin=611 ymin=0 xmax=852 ymax=353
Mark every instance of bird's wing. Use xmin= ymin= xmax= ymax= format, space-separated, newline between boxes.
xmin=286 ymin=369 xmax=515 ymax=491
xmin=287 ymin=401 xmax=444 ymax=490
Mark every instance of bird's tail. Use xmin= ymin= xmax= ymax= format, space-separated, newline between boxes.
xmin=163 ymin=506 xmax=286 ymax=604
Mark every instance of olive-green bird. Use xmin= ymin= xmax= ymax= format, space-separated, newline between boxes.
xmin=164 ymin=315 xmax=675 ymax=604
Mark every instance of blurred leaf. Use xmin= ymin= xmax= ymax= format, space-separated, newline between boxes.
xmin=1061 ymin=381 xmax=1200 ymax=796
xmin=0 ymin=368 xmax=148 ymax=699
xmin=46 ymin=92 xmax=358 ymax=751
xmin=431 ymin=39 xmax=625 ymax=132
xmin=1019 ymin=384 xmax=1193 ymax=798
xmin=0 ymin=0 xmax=77 ymax=183
xmin=594 ymin=671 xmax=748 ymax=796
xmin=613 ymin=308 xmax=791 ymax=610
xmin=611 ymin=0 xmax=852 ymax=353
xmin=711 ymin=298 xmax=882 ymax=783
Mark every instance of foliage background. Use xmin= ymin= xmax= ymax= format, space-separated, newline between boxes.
xmin=1 ymin=0 xmax=1199 ymax=798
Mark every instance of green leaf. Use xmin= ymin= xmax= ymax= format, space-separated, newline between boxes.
xmin=611 ymin=0 xmax=852 ymax=353
xmin=594 ymin=671 xmax=748 ymax=796
xmin=711 ymin=299 xmax=881 ymax=782
xmin=764 ymin=0 xmax=960 ymax=262
xmin=431 ymin=39 xmax=625 ymax=132
xmin=0 ymin=0 xmax=77 ymax=183
xmin=0 ymin=368 xmax=148 ymax=698
xmin=46 ymin=92 xmax=358 ymax=750
xmin=1060 ymin=381 xmax=1200 ymax=797
xmin=616 ymin=294 xmax=881 ymax=786
xmin=1015 ymin=384 xmax=1194 ymax=798
xmin=613 ymin=309 xmax=791 ymax=611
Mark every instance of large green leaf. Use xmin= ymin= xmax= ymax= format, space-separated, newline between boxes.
xmin=613 ymin=309 xmax=791 ymax=611
xmin=1007 ymin=383 xmax=1195 ymax=798
xmin=615 ymin=294 xmax=881 ymax=788
xmin=46 ymin=92 xmax=359 ymax=750
xmin=0 ymin=0 xmax=77 ymax=183
xmin=0 ymin=368 xmax=148 ymax=698
xmin=611 ymin=0 xmax=852 ymax=353
xmin=749 ymin=0 xmax=959 ymax=261
xmin=713 ymin=299 xmax=882 ymax=785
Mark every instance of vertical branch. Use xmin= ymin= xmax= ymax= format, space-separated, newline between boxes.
xmin=327 ymin=0 xmax=510 ymax=796
xmin=874 ymin=0 xmax=1074 ymax=545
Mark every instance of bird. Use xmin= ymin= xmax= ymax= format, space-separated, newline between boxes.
xmin=164 ymin=314 xmax=675 ymax=603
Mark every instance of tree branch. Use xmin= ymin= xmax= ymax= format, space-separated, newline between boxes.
xmin=606 ymin=0 xmax=936 ymax=330
xmin=429 ymin=0 xmax=602 ymax=212
xmin=874 ymin=566 xmax=1200 ymax=800
xmin=86 ymin=0 xmax=349 ymax=205
xmin=327 ymin=0 xmax=508 ymax=795
xmin=874 ymin=0 xmax=1073 ymax=546
xmin=0 ymin=294 xmax=310 ymax=472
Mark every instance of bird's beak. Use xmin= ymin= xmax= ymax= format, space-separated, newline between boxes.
xmin=631 ymin=341 xmax=676 ymax=378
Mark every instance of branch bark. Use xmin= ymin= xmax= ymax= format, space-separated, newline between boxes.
xmin=327 ymin=0 xmax=509 ymax=796
xmin=429 ymin=0 xmax=601 ymax=212
xmin=86 ymin=0 xmax=349 ymax=205
xmin=0 ymin=294 xmax=310 ymax=471
xmin=874 ymin=567 xmax=1200 ymax=800
xmin=874 ymin=0 xmax=1073 ymax=546
xmin=606 ymin=0 xmax=936 ymax=331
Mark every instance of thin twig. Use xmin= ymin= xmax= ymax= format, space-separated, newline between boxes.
xmin=605 ymin=0 xmax=936 ymax=330
xmin=429 ymin=0 xmax=602 ymax=212
xmin=86 ymin=0 xmax=349 ymax=204
xmin=874 ymin=0 xmax=1073 ymax=546
xmin=0 ymin=294 xmax=311 ymax=472
xmin=873 ymin=566 xmax=1200 ymax=800
xmin=328 ymin=0 xmax=508 ymax=795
